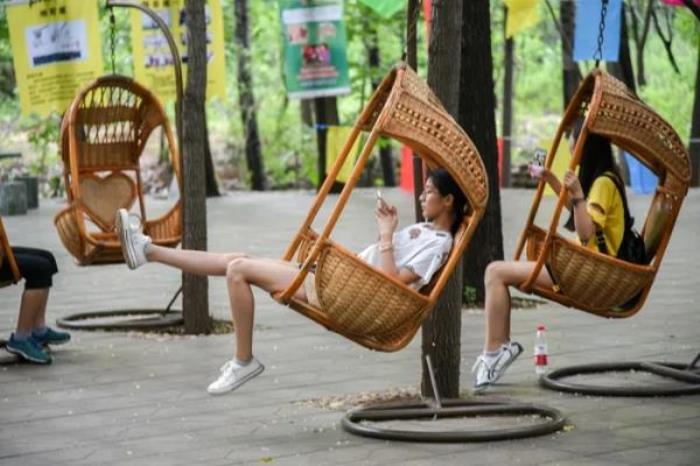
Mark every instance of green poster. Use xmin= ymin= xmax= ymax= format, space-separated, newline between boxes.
xmin=279 ymin=0 xmax=350 ymax=99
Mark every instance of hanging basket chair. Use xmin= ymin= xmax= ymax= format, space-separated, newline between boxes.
xmin=272 ymin=63 xmax=488 ymax=352
xmin=0 ymin=216 xmax=21 ymax=288
xmin=54 ymin=75 xmax=182 ymax=265
xmin=514 ymin=69 xmax=691 ymax=318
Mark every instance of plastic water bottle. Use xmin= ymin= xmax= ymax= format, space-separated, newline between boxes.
xmin=534 ymin=324 xmax=548 ymax=377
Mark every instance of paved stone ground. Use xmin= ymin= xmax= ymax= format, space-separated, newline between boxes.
xmin=0 ymin=187 xmax=698 ymax=465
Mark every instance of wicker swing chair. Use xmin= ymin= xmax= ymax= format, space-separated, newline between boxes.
xmin=514 ymin=69 xmax=691 ymax=318
xmin=54 ymin=75 xmax=182 ymax=265
xmin=272 ymin=63 xmax=488 ymax=352
xmin=0 ymin=216 xmax=21 ymax=288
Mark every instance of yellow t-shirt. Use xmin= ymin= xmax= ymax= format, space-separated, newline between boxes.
xmin=583 ymin=173 xmax=625 ymax=256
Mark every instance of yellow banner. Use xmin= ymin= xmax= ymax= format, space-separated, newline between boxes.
xmin=130 ymin=0 xmax=226 ymax=103
xmin=7 ymin=0 xmax=103 ymax=117
xmin=539 ymin=137 xmax=572 ymax=197
xmin=326 ymin=126 xmax=362 ymax=184
xmin=505 ymin=0 xmax=540 ymax=38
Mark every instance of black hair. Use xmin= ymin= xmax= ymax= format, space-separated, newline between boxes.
xmin=565 ymin=121 xmax=632 ymax=232
xmin=427 ymin=168 xmax=467 ymax=235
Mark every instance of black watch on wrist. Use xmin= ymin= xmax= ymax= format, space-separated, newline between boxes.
xmin=572 ymin=197 xmax=585 ymax=207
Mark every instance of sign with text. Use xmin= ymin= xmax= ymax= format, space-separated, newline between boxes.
xmin=130 ymin=0 xmax=226 ymax=103
xmin=7 ymin=0 xmax=103 ymax=116
xmin=279 ymin=0 xmax=350 ymax=99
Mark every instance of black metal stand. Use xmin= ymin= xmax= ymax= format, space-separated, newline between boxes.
xmin=56 ymin=287 xmax=183 ymax=331
xmin=540 ymin=352 xmax=700 ymax=397
xmin=342 ymin=355 xmax=566 ymax=442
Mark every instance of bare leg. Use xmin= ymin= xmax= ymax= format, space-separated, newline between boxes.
xmin=145 ymin=244 xmax=246 ymax=276
xmin=225 ymin=257 xmax=308 ymax=361
xmin=16 ymin=289 xmax=49 ymax=334
xmin=483 ymin=261 xmax=553 ymax=352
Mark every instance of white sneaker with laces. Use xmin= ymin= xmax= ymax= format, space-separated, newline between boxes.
xmin=207 ymin=357 xmax=264 ymax=395
xmin=115 ymin=208 xmax=151 ymax=270
xmin=471 ymin=341 xmax=523 ymax=393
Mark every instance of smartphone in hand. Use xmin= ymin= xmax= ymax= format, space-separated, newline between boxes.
xmin=376 ymin=189 xmax=389 ymax=209
xmin=528 ymin=148 xmax=546 ymax=179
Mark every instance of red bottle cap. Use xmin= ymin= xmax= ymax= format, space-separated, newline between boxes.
xmin=537 ymin=324 xmax=546 ymax=331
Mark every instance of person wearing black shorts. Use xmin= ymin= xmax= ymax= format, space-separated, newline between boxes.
xmin=1 ymin=246 xmax=70 ymax=364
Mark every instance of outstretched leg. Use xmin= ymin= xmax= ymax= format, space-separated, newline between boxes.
xmin=146 ymin=244 xmax=245 ymax=277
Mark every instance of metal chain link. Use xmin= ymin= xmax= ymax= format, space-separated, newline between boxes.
xmin=594 ymin=0 xmax=610 ymax=68
xmin=109 ymin=5 xmax=116 ymax=74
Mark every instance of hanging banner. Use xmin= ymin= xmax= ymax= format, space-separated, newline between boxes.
xmin=358 ymin=0 xmax=405 ymax=18
xmin=573 ymin=0 xmax=622 ymax=62
xmin=504 ymin=0 xmax=540 ymax=38
xmin=279 ymin=0 xmax=350 ymax=99
xmin=130 ymin=0 xmax=226 ymax=103
xmin=7 ymin=0 xmax=103 ymax=117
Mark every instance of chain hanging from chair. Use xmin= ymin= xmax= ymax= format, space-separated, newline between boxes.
xmin=594 ymin=0 xmax=609 ymax=68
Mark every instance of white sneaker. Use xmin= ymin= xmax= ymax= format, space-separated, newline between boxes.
xmin=207 ymin=357 xmax=264 ymax=395
xmin=471 ymin=341 xmax=523 ymax=393
xmin=115 ymin=208 xmax=151 ymax=270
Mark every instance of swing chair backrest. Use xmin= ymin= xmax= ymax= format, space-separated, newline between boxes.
xmin=275 ymin=63 xmax=487 ymax=351
xmin=515 ymin=70 xmax=690 ymax=318
xmin=62 ymin=75 xmax=181 ymax=231
xmin=0 ymin=216 xmax=20 ymax=287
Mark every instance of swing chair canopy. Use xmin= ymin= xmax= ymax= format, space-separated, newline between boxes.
xmin=55 ymin=75 xmax=182 ymax=265
xmin=515 ymin=69 xmax=690 ymax=318
xmin=274 ymin=63 xmax=488 ymax=352
xmin=0 ymin=216 xmax=21 ymax=287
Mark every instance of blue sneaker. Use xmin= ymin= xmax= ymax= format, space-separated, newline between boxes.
xmin=32 ymin=327 xmax=71 ymax=346
xmin=5 ymin=334 xmax=53 ymax=364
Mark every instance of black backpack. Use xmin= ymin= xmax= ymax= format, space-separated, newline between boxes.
xmin=594 ymin=173 xmax=648 ymax=266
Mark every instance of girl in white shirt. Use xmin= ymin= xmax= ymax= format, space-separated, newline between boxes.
xmin=116 ymin=169 xmax=465 ymax=396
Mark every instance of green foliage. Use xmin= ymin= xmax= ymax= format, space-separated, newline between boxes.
xmin=463 ymin=285 xmax=478 ymax=307
xmin=0 ymin=0 xmax=696 ymax=190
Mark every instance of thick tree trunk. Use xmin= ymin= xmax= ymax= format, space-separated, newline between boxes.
xmin=234 ymin=0 xmax=266 ymax=191
xmin=368 ymin=28 xmax=396 ymax=187
xmin=182 ymin=0 xmax=210 ymax=334
xmin=502 ymin=7 xmax=514 ymax=188
xmin=560 ymin=0 xmax=581 ymax=108
xmin=690 ymin=43 xmax=700 ymax=187
xmin=460 ymin=0 xmax=505 ymax=304
xmin=313 ymin=97 xmax=341 ymax=192
xmin=421 ymin=0 xmax=463 ymax=400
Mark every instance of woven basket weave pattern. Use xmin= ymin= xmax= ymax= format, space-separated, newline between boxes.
xmin=57 ymin=76 xmax=182 ymax=265
xmin=315 ymin=244 xmax=428 ymax=339
xmin=526 ymin=226 xmax=653 ymax=311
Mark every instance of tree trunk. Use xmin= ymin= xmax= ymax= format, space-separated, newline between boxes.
xmin=607 ymin=4 xmax=636 ymax=184
xmin=368 ymin=28 xmax=396 ymax=188
xmin=300 ymin=99 xmax=314 ymax=127
xmin=421 ymin=0 xmax=463 ymax=400
xmin=182 ymin=0 xmax=210 ymax=334
xmin=313 ymin=97 xmax=341 ymax=192
xmin=690 ymin=42 xmax=700 ymax=187
xmin=234 ymin=0 xmax=266 ymax=191
xmin=501 ymin=7 xmax=514 ymax=188
xmin=204 ymin=111 xmax=220 ymax=197
xmin=560 ymin=0 xmax=581 ymax=108
xmin=460 ymin=0 xmax=505 ymax=304
xmin=606 ymin=4 xmax=636 ymax=94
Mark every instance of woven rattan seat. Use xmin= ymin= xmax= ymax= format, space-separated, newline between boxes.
xmin=0 ymin=216 xmax=20 ymax=288
xmin=272 ymin=63 xmax=488 ymax=351
xmin=514 ymin=69 xmax=690 ymax=318
xmin=54 ymin=75 xmax=182 ymax=265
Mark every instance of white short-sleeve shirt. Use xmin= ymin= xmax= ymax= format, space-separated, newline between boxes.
xmin=358 ymin=222 xmax=453 ymax=290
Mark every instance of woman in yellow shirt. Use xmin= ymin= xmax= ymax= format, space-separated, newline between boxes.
xmin=471 ymin=125 xmax=630 ymax=393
